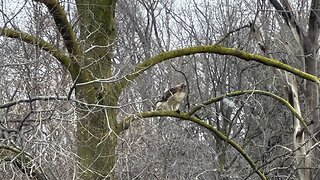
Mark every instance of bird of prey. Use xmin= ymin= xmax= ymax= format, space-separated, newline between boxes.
xmin=155 ymin=83 xmax=187 ymax=112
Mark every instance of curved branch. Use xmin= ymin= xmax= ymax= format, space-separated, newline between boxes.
xmin=119 ymin=111 xmax=266 ymax=180
xmin=118 ymin=89 xmax=311 ymax=179
xmin=0 ymin=145 xmax=47 ymax=180
xmin=120 ymin=45 xmax=320 ymax=89
xmin=33 ymin=0 xmax=81 ymax=56
xmin=189 ymin=90 xmax=309 ymax=132
xmin=0 ymin=28 xmax=71 ymax=67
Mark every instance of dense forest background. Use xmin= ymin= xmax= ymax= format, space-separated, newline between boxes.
xmin=0 ymin=0 xmax=319 ymax=179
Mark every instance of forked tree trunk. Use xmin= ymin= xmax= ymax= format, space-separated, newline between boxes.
xmin=269 ymin=0 xmax=320 ymax=179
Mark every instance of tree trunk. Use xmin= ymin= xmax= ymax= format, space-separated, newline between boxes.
xmin=74 ymin=0 xmax=119 ymax=179
xmin=269 ymin=1 xmax=320 ymax=178
xmin=305 ymin=2 xmax=320 ymax=178
xmin=76 ymin=102 xmax=118 ymax=179
xmin=305 ymin=33 xmax=320 ymax=180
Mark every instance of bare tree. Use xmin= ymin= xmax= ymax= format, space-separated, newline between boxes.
xmin=1 ymin=0 xmax=320 ymax=179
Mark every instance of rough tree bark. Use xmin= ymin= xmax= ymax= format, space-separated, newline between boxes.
xmin=269 ymin=0 xmax=320 ymax=179
xmin=35 ymin=0 xmax=120 ymax=179
xmin=74 ymin=1 xmax=119 ymax=179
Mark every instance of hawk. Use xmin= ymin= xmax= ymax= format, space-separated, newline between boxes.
xmin=155 ymin=83 xmax=187 ymax=112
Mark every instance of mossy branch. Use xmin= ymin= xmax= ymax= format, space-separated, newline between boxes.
xmin=119 ymin=111 xmax=266 ymax=180
xmin=0 ymin=145 xmax=47 ymax=180
xmin=118 ymin=89 xmax=311 ymax=180
xmin=0 ymin=28 xmax=71 ymax=68
xmin=34 ymin=0 xmax=81 ymax=56
xmin=119 ymin=45 xmax=320 ymax=89
xmin=189 ymin=90 xmax=309 ymax=133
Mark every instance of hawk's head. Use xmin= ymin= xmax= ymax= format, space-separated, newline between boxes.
xmin=155 ymin=83 xmax=187 ymax=111
xmin=176 ymin=83 xmax=187 ymax=92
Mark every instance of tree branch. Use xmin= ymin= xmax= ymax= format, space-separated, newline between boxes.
xmin=33 ymin=0 xmax=81 ymax=56
xmin=120 ymin=45 xmax=320 ymax=89
xmin=269 ymin=0 xmax=305 ymax=46
xmin=0 ymin=96 xmax=68 ymax=109
xmin=188 ymin=90 xmax=309 ymax=133
xmin=308 ymin=0 xmax=320 ymax=44
xmin=119 ymin=111 xmax=266 ymax=180
xmin=215 ymin=23 xmax=251 ymax=45
xmin=118 ymin=89 xmax=312 ymax=180
xmin=0 ymin=28 xmax=71 ymax=68
xmin=0 ymin=145 xmax=47 ymax=180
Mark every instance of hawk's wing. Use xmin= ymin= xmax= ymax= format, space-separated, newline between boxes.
xmin=155 ymin=83 xmax=187 ymax=110
xmin=158 ymin=86 xmax=179 ymax=102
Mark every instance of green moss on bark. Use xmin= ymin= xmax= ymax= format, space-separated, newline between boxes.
xmin=74 ymin=1 xmax=119 ymax=179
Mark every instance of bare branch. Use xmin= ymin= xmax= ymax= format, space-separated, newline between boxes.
xmin=0 ymin=145 xmax=47 ymax=180
xmin=269 ymin=0 xmax=305 ymax=46
xmin=119 ymin=111 xmax=266 ymax=180
xmin=118 ymin=89 xmax=314 ymax=180
xmin=120 ymin=45 xmax=320 ymax=89
xmin=215 ymin=24 xmax=251 ymax=45
xmin=33 ymin=0 xmax=81 ymax=56
xmin=189 ymin=89 xmax=309 ymax=132
xmin=0 ymin=28 xmax=71 ymax=68
xmin=0 ymin=96 xmax=68 ymax=109
xmin=0 ymin=126 xmax=19 ymax=133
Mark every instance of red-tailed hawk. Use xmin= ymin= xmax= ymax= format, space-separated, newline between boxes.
xmin=155 ymin=83 xmax=187 ymax=112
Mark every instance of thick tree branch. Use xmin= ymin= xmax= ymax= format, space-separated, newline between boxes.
xmin=33 ymin=0 xmax=81 ymax=56
xmin=0 ymin=28 xmax=71 ymax=68
xmin=269 ymin=0 xmax=305 ymax=47
xmin=119 ymin=111 xmax=266 ymax=180
xmin=120 ymin=45 xmax=320 ymax=89
xmin=118 ymin=89 xmax=312 ymax=180
xmin=0 ymin=145 xmax=47 ymax=180
xmin=119 ymin=89 xmax=309 ymax=139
